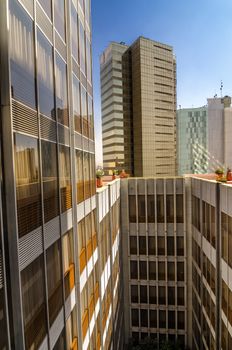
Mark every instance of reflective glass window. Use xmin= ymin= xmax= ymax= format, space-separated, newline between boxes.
xmin=79 ymin=21 xmax=86 ymax=74
xmin=10 ymin=0 xmax=36 ymax=108
xmin=14 ymin=133 xmax=41 ymax=237
xmin=86 ymin=38 xmax=92 ymax=83
xmin=62 ymin=229 xmax=75 ymax=299
xmin=71 ymin=3 xmax=79 ymax=62
xmin=54 ymin=0 xmax=65 ymax=41
xmin=73 ymin=75 xmax=81 ymax=133
xmin=46 ymin=241 xmax=63 ymax=325
xmin=38 ymin=0 xmax=52 ymax=19
xmin=56 ymin=54 xmax=69 ymax=126
xmin=37 ymin=30 xmax=55 ymax=119
xmin=41 ymin=141 xmax=59 ymax=223
xmin=81 ymin=86 xmax=88 ymax=137
xmin=21 ymin=255 xmax=46 ymax=349
xmin=76 ymin=150 xmax=84 ymax=203
xmin=59 ymin=145 xmax=72 ymax=213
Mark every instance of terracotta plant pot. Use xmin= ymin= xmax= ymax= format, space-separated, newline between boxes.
xmin=216 ymin=173 xmax=223 ymax=181
xmin=112 ymin=175 xmax=116 ymax=180
xmin=227 ymin=170 xmax=232 ymax=181
xmin=96 ymin=177 xmax=103 ymax=188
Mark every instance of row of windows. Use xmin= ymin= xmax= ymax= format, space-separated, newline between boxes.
xmin=221 ymin=212 xmax=232 ymax=267
xmin=130 ymin=285 xmax=185 ymax=306
xmin=14 ymin=133 xmax=95 ymax=238
xmin=129 ymin=194 xmax=183 ymax=223
xmin=130 ymin=260 xmax=185 ymax=281
xmin=10 ymin=0 xmax=93 ymax=136
xmin=21 ymin=229 xmax=74 ymax=349
xmin=131 ymin=309 xmax=185 ymax=330
xmin=129 ymin=235 xmax=184 ymax=256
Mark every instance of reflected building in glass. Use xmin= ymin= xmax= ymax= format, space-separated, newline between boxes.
xmin=0 ymin=0 xmax=121 ymax=349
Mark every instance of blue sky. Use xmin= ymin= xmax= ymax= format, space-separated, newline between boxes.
xmin=91 ymin=0 xmax=232 ymax=164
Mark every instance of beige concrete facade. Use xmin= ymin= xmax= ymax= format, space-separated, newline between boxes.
xmin=100 ymin=37 xmax=177 ymax=177
xmin=131 ymin=38 xmax=177 ymax=177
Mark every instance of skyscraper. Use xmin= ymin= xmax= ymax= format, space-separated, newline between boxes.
xmin=101 ymin=37 xmax=177 ymax=177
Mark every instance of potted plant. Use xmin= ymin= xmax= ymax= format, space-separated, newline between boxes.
xmin=215 ymin=168 xmax=224 ymax=181
xmin=112 ymin=169 xmax=118 ymax=180
xmin=96 ymin=168 xmax=104 ymax=188
xmin=119 ymin=169 xmax=128 ymax=179
xmin=227 ymin=167 xmax=232 ymax=181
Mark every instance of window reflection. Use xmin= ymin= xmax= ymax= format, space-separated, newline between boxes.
xmin=38 ymin=0 xmax=52 ymax=19
xmin=84 ymin=152 xmax=91 ymax=199
xmin=56 ymin=54 xmax=69 ymax=126
xmin=37 ymin=30 xmax=55 ymax=119
xmin=41 ymin=141 xmax=59 ymax=222
xmin=86 ymin=38 xmax=92 ymax=83
xmin=88 ymin=95 xmax=94 ymax=140
xmin=21 ymin=255 xmax=46 ymax=349
xmin=79 ymin=21 xmax=86 ymax=74
xmin=46 ymin=241 xmax=63 ymax=325
xmin=81 ymin=86 xmax=88 ymax=137
xmin=54 ymin=0 xmax=66 ymax=41
xmin=14 ymin=133 xmax=42 ymax=237
xmin=71 ymin=3 xmax=79 ymax=62
xmin=76 ymin=150 xmax=84 ymax=203
xmin=73 ymin=75 xmax=82 ymax=133
xmin=10 ymin=0 xmax=36 ymax=109
xmin=62 ymin=229 xmax=75 ymax=299
xmin=59 ymin=145 xmax=72 ymax=213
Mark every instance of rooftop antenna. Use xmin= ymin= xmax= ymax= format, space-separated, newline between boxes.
xmin=220 ymin=80 xmax=223 ymax=98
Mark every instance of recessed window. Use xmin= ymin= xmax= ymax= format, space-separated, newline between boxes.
xmin=130 ymin=236 xmax=137 ymax=255
xmin=139 ymin=236 xmax=146 ymax=255
xmin=131 ymin=285 xmax=138 ymax=303
xmin=139 ymin=261 xmax=147 ymax=280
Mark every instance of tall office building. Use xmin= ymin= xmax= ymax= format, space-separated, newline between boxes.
xmin=177 ymin=106 xmax=208 ymax=175
xmin=100 ymin=37 xmax=177 ymax=177
xmin=0 ymin=1 xmax=123 ymax=350
xmin=100 ymin=42 xmax=129 ymax=174
xmin=177 ymin=96 xmax=232 ymax=176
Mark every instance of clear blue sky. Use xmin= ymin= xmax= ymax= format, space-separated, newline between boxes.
xmin=92 ymin=0 xmax=232 ymax=164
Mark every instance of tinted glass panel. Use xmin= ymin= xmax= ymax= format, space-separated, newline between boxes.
xmin=10 ymin=0 xmax=36 ymax=108
xmin=59 ymin=145 xmax=72 ymax=213
xmin=71 ymin=3 xmax=79 ymax=62
xmin=46 ymin=241 xmax=63 ymax=325
xmin=41 ymin=141 xmax=59 ymax=223
xmin=79 ymin=21 xmax=86 ymax=73
xmin=56 ymin=54 xmax=69 ymax=126
xmin=14 ymin=134 xmax=41 ymax=237
xmin=73 ymin=75 xmax=81 ymax=133
xmin=76 ymin=150 xmax=84 ymax=203
xmin=37 ymin=30 xmax=55 ymax=119
xmin=21 ymin=255 xmax=46 ymax=349
xmin=54 ymin=0 xmax=65 ymax=40
xmin=38 ymin=0 xmax=52 ymax=19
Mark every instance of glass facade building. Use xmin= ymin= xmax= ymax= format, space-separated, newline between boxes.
xmin=0 ymin=1 xmax=121 ymax=350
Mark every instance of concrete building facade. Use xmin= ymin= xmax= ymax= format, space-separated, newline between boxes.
xmin=101 ymin=37 xmax=177 ymax=177
xmin=120 ymin=177 xmax=189 ymax=348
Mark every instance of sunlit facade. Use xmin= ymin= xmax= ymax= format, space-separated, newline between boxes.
xmin=0 ymin=0 xmax=105 ymax=349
